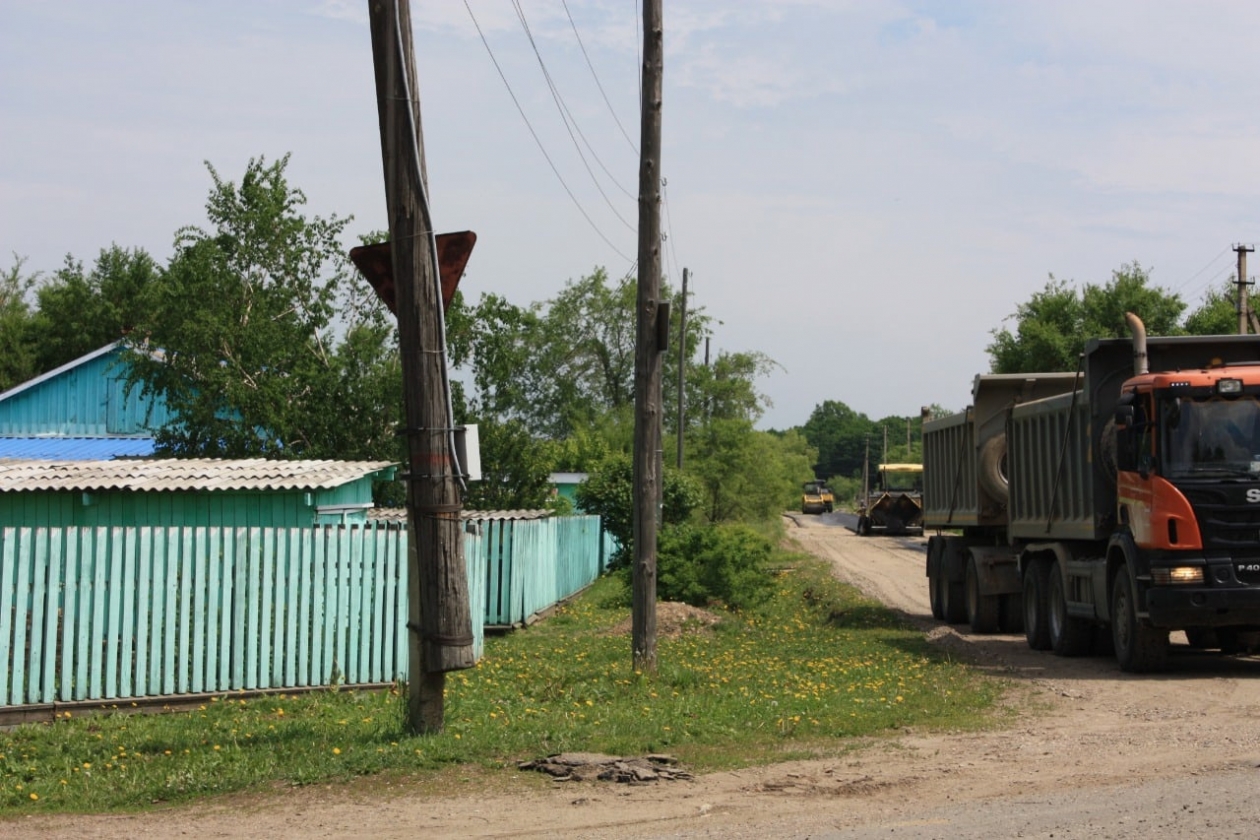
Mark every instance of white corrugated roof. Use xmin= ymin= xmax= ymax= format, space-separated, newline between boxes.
xmin=368 ymin=507 xmax=552 ymax=523
xmin=0 ymin=458 xmax=397 ymax=493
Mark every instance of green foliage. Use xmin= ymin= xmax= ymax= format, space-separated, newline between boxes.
xmin=575 ymin=452 xmax=702 ymax=564
xmin=987 ymin=262 xmax=1186 ymax=373
xmin=1183 ymin=279 xmax=1243 ymax=335
xmin=31 ymin=245 xmax=158 ymax=372
xmin=688 ymin=419 xmax=815 ymax=521
xmin=0 ymin=255 xmax=38 ymax=392
xmin=463 ymin=417 xmax=557 ymax=511
xmin=122 ymin=154 xmax=398 ymax=461
xmin=654 ymin=522 xmax=775 ymax=609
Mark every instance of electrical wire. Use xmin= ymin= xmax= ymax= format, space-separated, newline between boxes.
xmin=511 ymin=0 xmax=637 ymax=219
xmin=662 ymin=175 xmax=681 ymax=286
xmin=463 ymin=1 xmax=632 ymax=262
xmin=1171 ymin=246 xmax=1231 ymax=294
xmin=562 ymin=0 xmax=638 ymax=156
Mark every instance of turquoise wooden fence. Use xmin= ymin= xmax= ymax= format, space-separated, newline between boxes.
xmin=0 ymin=515 xmax=611 ymax=708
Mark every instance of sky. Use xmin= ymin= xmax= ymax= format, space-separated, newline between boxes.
xmin=6 ymin=1 xmax=1260 ymax=431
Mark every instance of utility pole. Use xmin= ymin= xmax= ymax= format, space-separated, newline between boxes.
xmin=1236 ymin=244 xmax=1254 ymax=335
xmin=676 ymin=267 xmax=688 ymax=469
xmin=632 ymin=0 xmax=664 ymax=675
xmin=367 ymin=0 xmax=474 ymax=734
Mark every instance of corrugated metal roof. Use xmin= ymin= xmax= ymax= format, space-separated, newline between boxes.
xmin=0 ymin=459 xmax=397 ymax=493
xmin=0 ymin=437 xmax=155 ymax=460
xmin=368 ymin=507 xmax=552 ymax=523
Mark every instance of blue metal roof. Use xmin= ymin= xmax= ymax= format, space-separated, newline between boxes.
xmin=0 ymin=437 xmax=155 ymax=460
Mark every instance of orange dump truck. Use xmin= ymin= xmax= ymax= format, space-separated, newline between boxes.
xmin=924 ymin=315 xmax=1260 ymax=671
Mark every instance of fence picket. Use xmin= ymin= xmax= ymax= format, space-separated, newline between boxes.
xmin=0 ymin=516 xmax=603 ymax=709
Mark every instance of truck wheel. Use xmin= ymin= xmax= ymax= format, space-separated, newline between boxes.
xmin=1216 ymin=629 xmax=1242 ymax=655
xmin=927 ymin=539 xmax=945 ymax=620
xmin=966 ymin=554 xmax=1000 ymax=633
xmin=939 ymin=555 xmax=967 ymax=624
xmin=1023 ymin=558 xmax=1052 ymax=651
xmin=1049 ymin=560 xmax=1092 ymax=656
xmin=1111 ymin=567 xmax=1169 ymax=672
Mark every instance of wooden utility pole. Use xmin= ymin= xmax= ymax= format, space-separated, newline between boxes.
xmin=368 ymin=0 xmax=475 ymax=734
xmin=676 ymin=267 xmax=688 ymax=469
xmin=1236 ymin=244 xmax=1254 ymax=335
xmin=632 ymin=0 xmax=664 ymax=675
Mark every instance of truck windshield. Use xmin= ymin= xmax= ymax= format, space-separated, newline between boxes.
xmin=1163 ymin=395 xmax=1260 ymax=477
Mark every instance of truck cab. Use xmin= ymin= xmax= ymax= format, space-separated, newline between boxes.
xmin=1114 ymin=366 xmax=1260 ymax=649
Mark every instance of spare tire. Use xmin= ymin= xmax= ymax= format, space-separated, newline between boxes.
xmin=978 ymin=433 xmax=1009 ymax=505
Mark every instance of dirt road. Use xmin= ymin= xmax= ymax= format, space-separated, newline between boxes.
xmin=9 ymin=515 xmax=1260 ymax=839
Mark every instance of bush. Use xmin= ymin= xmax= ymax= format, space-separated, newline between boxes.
xmin=654 ymin=522 xmax=775 ymax=610
xmin=576 ymin=452 xmax=702 ymax=566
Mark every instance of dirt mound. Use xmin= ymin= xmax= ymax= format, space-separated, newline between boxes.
xmin=606 ymin=601 xmax=723 ymax=638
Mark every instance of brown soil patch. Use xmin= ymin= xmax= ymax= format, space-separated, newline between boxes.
xmin=606 ymin=600 xmax=723 ymax=638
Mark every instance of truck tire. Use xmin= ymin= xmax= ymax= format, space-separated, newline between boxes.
xmin=1049 ymin=560 xmax=1092 ymax=656
xmin=927 ymin=539 xmax=945 ymax=620
xmin=938 ymin=556 xmax=967 ymax=624
xmin=1111 ymin=567 xmax=1169 ymax=672
xmin=966 ymin=553 xmax=1000 ymax=633
xmin=1022 ymin=558 xmax=1052 ymax=651
xmin=977 ymin=433 xmax=1009 ymax=505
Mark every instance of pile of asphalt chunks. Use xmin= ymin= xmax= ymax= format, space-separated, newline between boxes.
xmin=518 ymin=752 xmax=693 ymax=784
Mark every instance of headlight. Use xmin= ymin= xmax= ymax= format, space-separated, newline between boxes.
xmin=1217 ymin=378 xmax=1243 ymax=395
xmin=1150 ymin=566 xmax=1204 ymax=585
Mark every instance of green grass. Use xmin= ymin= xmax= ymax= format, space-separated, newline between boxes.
xmin=0 ymin=551 xmax=1004 ymax=814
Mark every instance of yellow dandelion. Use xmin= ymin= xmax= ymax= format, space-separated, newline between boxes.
xmin=29 ymin=793 xmax=38 ymax=801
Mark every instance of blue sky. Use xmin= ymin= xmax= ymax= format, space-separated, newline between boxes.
xmin=5 ymin=1 xmax=1260 ymax=429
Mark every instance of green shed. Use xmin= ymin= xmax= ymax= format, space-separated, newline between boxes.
xmin=0 ymin=458 xmax=397 ymax=528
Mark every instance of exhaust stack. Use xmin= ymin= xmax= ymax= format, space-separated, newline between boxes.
xmin=1125 ymin=311 xmax=1148 ymax=375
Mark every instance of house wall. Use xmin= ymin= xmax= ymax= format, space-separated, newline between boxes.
xmin=0 ymin=346 xmax=173 ymax=436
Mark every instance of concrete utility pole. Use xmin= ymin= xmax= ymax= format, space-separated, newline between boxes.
xmin=632 ymin=0 xmax=664 ymax=675
xmin=676 ymin=267 xmax=688 ymax=469
xmin=1236 ymin=244 xmax=1254 ymax=335
xmin=367 ymin=0 xmax=474 ymax=734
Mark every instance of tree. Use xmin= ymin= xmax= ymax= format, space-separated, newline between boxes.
xmin=987 ymin=263 xmax=1186 ymax=374
xmin=1184 ymin=279 xmax=1242 ymax=336
xmin=123 ymin=154 xmax=385 ymax=460
xmin=462 ymin=417 xmax=558 ymax=511
xmin=800 ymin=399 xmax=875 ymax=480
xmin=0 ymin=256 xmax=38 ymax=392
xmin=31 ymin=246 xmax=159 ymax=373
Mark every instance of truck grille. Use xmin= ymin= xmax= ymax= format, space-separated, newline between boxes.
xmin=1180 ymin=486 xmax=1260 ymax=557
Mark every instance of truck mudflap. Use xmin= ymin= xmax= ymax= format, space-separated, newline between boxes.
xmin=1145 ymin=586 xmax=1260 ymax=628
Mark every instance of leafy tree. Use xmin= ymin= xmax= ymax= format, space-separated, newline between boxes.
xmin=800 ymin=399 xmax=875 ymax=480
xmin=575 ymin=452 xmax=702 ymax=565
xmin=462 ymin=417 xmax=558 ymax=511
xmin=123 ymin=154 xmax=382 ymax=460
xmin=0 ymin=256 xmax=38 ymax=392
xmin=1184 ymin=279 xmax=1243 ymax=335
xmin=689 ymin=419 xmax=815 ymax=522
xmin=987 ymin=262 xmax=1186 ymax=373
xmin=31 ymin=246 xmax=158 ymax=372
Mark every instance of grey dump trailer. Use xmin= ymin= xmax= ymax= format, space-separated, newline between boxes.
xmin=924 ymin=316 xmax=1260 ymax=671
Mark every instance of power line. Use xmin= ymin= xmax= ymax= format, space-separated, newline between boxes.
xmin=562 ymin=0 xmax=639 ymax=156
xmin=463 ymin=1 xmax=632 ymax=262
xmin=511 ymin=0 xmax=637 ymax=218
xmin=662 ymin=175 xmax=681 ymax=286
xmin=1171 ymin=246 xmax=1232 ymax=294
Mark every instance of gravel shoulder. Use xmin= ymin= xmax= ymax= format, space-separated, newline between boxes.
xmin=8 ymin=514 xmax=1260 ymax=839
